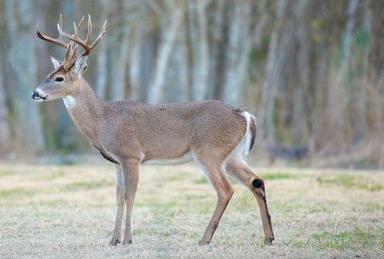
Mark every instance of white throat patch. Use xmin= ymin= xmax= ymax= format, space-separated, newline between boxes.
xmin=63 ymin=96 xmax=76 ymax=109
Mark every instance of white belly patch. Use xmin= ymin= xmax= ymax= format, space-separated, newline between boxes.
xmin=143 ymin=152 xmax=193 ymax=165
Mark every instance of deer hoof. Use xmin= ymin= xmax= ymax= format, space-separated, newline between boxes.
xmin=122 ymin=239 xmax=133 ymax=245
xmin=109 ymin=238 xmax=121 ymax=246
xmin=198 ymin=240 xmax=210 ymax=246
xmin=264 ymin=237 xmax=274 ymax=245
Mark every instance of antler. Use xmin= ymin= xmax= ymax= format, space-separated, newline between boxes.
xmin=37 ymin=14 xmax=71 ymax=49
xmin=57 ymin=14 xmax=107 ymax=56
xmin=36 ymin=14 xmax=107 ymax=71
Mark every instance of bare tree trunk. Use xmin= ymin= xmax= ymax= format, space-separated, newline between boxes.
xmin=95 ymin=0 xmax=110 ymax=99
xmin=343 ymin=0 xmax=366 ymax=143
xmin=244 ymin=0 xmax=269 ymax=110
xmin=147 ymin=9 xmax=182 ymax=103
xmin=367 ymin=0 xmax=384 ymax=131
xmin=295 ymin=0 xmax=312 ymax=147
xmin=354 ymin=7 xmax=370 ymax=142
xmin=110 ymin=31 xmax=130 ymax=100
xmin=96 ymin=40 xmax=108 ymax=98
xmin=222 ymin=0 xmax=252 ymax=105
xmin=129 ymin=10 xmax=145 ymax=101
xmin=110 ymin=2 xmax=131 ymax=101
xmin=259 ymin=0 xmax=289 ymax=145
xmin=187 ymin=0 xmax=209 ymax=100
xmin=129 ymin=36 xmax=142 ymax=101
xmin=0 ymin=3 xmax=11 ymax=155
xmin=212 ymin=0 xmax=230 ymax=99
xmin=0 ymin=57 xmax=11 ymax=155
xmin=167 ymin=25 xmax=189 ymax=102
xmin=184 ymin=2 xmax=194 ymax=100
xmin=342 ymin=0 xmax=359 ymax=61
xmin=4 ymin=0 xmax=44 ymax=154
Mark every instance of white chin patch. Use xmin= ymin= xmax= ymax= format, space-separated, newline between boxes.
xmin=63 ymin=95 xmax=76 ymax=109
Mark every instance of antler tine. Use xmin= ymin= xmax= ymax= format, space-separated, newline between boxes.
xmin=58 ymin=26 xmax=89 ymax=54
xmin=37 ymin=25 xmax=69 ymax=49
xmin=58 ymin=14 xmax=63 ymax=42
xmin=73 ymin=22 xmax=78 ymax=37
xmin=37 ymin=14 xmax=106 ymax=56
xmin=77 ymin=16 xmax=85 ymax=31
xmin=72 ymin=15 xmax=85 ymax=37
xmin=89 ymin=20 xmax=107 ymax=50
xmin=59 ymin=17 xmax=107 ymax=56
xmin=85 ymin=14 xmax=92 ymax=42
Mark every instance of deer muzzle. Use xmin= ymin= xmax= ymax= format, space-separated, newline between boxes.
xmin=31 ymin=90 xmax=47 ymax=101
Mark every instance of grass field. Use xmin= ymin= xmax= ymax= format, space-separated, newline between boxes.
xmin=0 ymin=163 xmax=383 ymax=258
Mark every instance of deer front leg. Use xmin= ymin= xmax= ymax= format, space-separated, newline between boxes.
xmin=121 ymin=159 xmax=140 ymax=245
xmin=109 ymin=165 xmax=125 ymax=246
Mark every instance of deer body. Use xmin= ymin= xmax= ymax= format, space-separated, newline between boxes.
xmin=63 ymin=77 xmax=245 ymax=162
xmin=32 ymin=15 xmax=274 ymax=246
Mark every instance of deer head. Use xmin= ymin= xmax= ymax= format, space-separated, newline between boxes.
xmin=32 ymin=15 xmax=107 ymax=102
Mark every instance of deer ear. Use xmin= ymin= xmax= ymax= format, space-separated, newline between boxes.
xmin=50 ymin=56 xmax=61 ymax=69
xmin=74 ymin=55 xmax=88 ymax=75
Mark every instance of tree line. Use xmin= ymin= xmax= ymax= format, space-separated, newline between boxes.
xmin=0 ymin=0 xmax=383 ymax=168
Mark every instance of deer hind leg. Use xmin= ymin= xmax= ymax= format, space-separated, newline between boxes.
xmin=109 ymin=165 xmax=125 ymax=246
xmin=192 ymin=152 xmax=234 ymax=245
xmin=121 ymin=158 xmax=140 ymax=245
xmin=225 ymin=159 xmax=274 ymax=244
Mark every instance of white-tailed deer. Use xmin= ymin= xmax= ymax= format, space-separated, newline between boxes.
xmin=32 ymin=15 xmax=274 ymax=246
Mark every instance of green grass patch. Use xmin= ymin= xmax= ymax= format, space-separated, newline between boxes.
xmin=62 ymin=180 xmax=110 ymax=191
xmin=163 ymin=172 xmax=192 ymax=182
xmin=193 ymin=176 xmax=207 ymax=184
xmin=306 ymin=227 xmax=384 ymax=250
xmin=0 ymin=188 xmax=36 ymax=199
xmin=192 ymin=171 xmax=301 ymax=184
xmin=0 ymin=169 xmax=13 ymax=177
xmin=261 ymin=171 xmax=301 ymax=180
xmin=364 ymin=202 xmax=384 ymax=212
xmin=1 ymin=165 xmax=384 ymax=257
xmin=317 ymin=175 xmax=384 ymax=191
xmin=272 ymin=200 xmax=333 ymax=216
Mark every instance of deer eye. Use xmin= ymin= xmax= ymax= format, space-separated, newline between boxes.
xmin=55 ymin=76 xmax=64 ymax=82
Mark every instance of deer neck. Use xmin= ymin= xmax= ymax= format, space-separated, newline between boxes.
xmin=64 ymin=78 xmax=104 ymax=143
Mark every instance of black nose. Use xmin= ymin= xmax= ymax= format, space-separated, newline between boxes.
xmin=32 ymin=91 xmax=40 ymax=99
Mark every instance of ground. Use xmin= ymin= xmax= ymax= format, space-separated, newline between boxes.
xmin=0 ymin=163 xmax=383 ymax=258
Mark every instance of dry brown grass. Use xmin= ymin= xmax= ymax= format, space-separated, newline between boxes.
xmin=0 ymin=163 xmax=383 ymax=258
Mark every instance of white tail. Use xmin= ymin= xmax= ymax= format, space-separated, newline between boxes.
xmin=234 ymin=111 xmax=257 ymax=158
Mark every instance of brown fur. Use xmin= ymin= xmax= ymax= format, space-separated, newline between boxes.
xmin=33 ymin=16 xmax=274 ymax=246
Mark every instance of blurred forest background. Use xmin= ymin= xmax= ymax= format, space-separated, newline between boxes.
xmin=0 ymin=0 xmax=383 ymax=168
